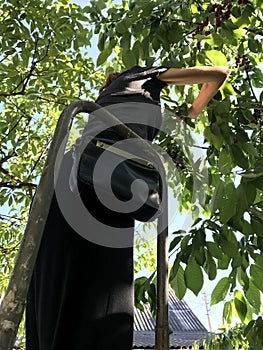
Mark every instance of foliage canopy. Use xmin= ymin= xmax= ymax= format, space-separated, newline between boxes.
xmin=0 ymin=0 xmax=263 ymax=348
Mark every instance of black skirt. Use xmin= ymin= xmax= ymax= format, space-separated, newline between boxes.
xmin=26 ymin=152 xmax=134 ymax=350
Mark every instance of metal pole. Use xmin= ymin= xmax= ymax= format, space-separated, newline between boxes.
xmin=155 ymin=176 xmax=169 ymax=350
xmin=204 ymin=292 xmax=213 ymax=332
xmin=0 ymin=100 xmax=169 ymax=350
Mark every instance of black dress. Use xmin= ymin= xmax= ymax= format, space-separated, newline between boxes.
xmin=26 ymin=66 xmax=168 ymax=350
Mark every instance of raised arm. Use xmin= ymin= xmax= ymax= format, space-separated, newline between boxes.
xmin=158 ymin=66 xmax=230 ymax=119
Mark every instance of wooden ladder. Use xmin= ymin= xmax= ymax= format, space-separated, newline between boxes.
xmin=0 ymin=101 xmax=169 ymax=350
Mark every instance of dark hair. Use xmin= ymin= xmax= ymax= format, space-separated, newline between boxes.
xmin=99 ymin=72 xmax=121 ymax=93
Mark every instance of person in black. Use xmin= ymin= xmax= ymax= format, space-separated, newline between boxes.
xmin=26 ymin=65 xmax=229 ymax=350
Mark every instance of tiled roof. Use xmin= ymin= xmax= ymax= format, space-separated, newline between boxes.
xmin=133 ymin=331 xmax=209 ymax=349
xmin=133 ymin=289 xmax=209 ymax=349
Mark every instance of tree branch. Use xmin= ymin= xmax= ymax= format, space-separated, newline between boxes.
xmin=26 ymin=142 xmax=50 ymax=181
xmin=0 ymin=115 xmax=25 ymax=144
xmin=0 ymin=165 xmax=21 ymax=182
xmin=245 ymin=68 xmax=259 ymax=103
xmin=7 ymin=37 xmax=40 ymax=96
xmin=192 ymin=144 xmax=209 ymax=149
xmin=244 ymin=27 xmax=263 ymax=36
xmin=0 ymin=154 xmax=15 ymax=167
xmin=0 ymin=36 xmax=52 ymax=98
xmin=0 ymin=182 xmax=37 ymax=189
xmin=0 ymin=165 xmax=37 ymax=189
xmin=0 ymin=214 xmax=23 ymax=222
xmin=0 ymin=54 xmax=9 ymax=65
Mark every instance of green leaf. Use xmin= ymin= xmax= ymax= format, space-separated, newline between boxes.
xmin=107 ymin=38 xmax=118 ymax=51
xmin=250 ymin=264 xmax=263 ymax=292
xmin=141 ymin=2 xmax=156 ymax=16
xmin=97 ymin=32 xmax=106 ymax=51
xmin=254 ymin=158 xmax=263 ymax=172
xmin=234 ymin=290 xmax=247 ymax=323
xmin=116 ymin=18 xmax=131 ymax=34
xmin=223 ymin=300 xmax=233 ymax=324
xmin=180 ymin=234 xmax=191 ymax=251
xmin=219 ymin=182 xmax=237 ymax=224
xmin=220 ymin=236 xmax=238 ymax=258
xmin=194 ymin=247 xmax=205 ymax=266
xmin=204 ymin=125 xmax=224 ymax=150
xmin=245 ymin=281 xmax=261 ymax=311
xmin=132 ymin=40 xmax=141 ymax=61
xmin=249 ymin=176 xmax=263 ymax=190
xmin=218 ymin=149 xmax=233 ymax=175
xmin=245 ymin=317 xmax=263 ymax=350
xmin=120 ymin=32 xmax=131 ymax=50
xmin=172 ymin=229 xmax=186 ymax=235
xmin=210 ymin=122 xmax=221 ymax=136
xmin=211 ymin=180 xmax=225 ymax=214
xmin=206 ymin=50 xmax=228 ymax=66
xmin=205 ymin=33 xmax=224 ymax=46
xmin=237 ymin=267 xmax=249 ymax=290
xmin=219 ymin=254 xmax=231 ymax=270
xmin=96 ymin=48 xmax=112 ymax=66
xmin=170 ymin=264 xmax=186 ymax=300
xmin=140 ymin=36 xmax=150 ymax=60
xmin=95 ymin=0 xmax=106 ymax=10
xmin=206 ymin=252 xmax=217 ymax=280
xmin=206 ymin=242 xmax=223 ymax=259
xmin=248 ymin=39 xmax=261 ymax=53
xmin=254 ymin=254 xmax=263 ymax=269
xmin=251 ymin=207 xmax=263 ymax=221
xmin=152 ymin=37 xmax=160 ymax=52
xmin=234 ymin=183 xmax=251 ymax=220
xmin=244 ymin=181 xmax=257 ymax=205
xmin=146 ymin=57 xmax=155 ymax=67
xmin=122 ymin=49 xmax=137 ymax=68
xmin=169 ymin=236 xmax=182 ymax=252
xmin=230 ymin=144 xmax=249 ymax=169
xmin=169 ymin=256 xmax=180 ymax=281
xmin=184 ymin=257 xmax=203 ymax=295
xmin=251 ymin=215 xmax=263 ymax=235
xmin=210 ymin=277 xmax=230 ymax=305
xmin=192 ymin=230 xmax=205 ymax=250
xmin=258 ymin=236 xmax=263 ymax=251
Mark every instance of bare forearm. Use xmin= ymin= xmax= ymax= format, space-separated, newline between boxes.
xmin=158 ymin=65 xmax=230 ymax=119
xmin=158 ymin=66 xmax=230 ymax=86
xmin=187 ymin=81 xmax=224 ymax=119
